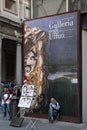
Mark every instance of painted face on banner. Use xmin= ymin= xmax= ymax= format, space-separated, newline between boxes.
xmin=25 ymin=50 xmax=37 ymax=77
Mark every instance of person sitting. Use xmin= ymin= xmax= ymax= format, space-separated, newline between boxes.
xmin=1 ymin=85 xmax=11 ymax=119
xmin=48 ymin=98 xmax=60 ymax=123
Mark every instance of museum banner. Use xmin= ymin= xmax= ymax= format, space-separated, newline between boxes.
xmin=22 ymin=11 xmax=81 ymax=122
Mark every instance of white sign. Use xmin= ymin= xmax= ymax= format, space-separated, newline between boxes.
xmin=18 ymin=85 xmax=34 ymax=108
xmin=22 ymin=85 xmax=34 ymax=96
xmin=18 ymin=96 xmax=33 ymax=108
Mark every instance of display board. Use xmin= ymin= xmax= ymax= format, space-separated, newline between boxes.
xmin=23 ymin=11 xmax=81 ymax=122
xmin=18 ymin=85 xmax=34 ymax=108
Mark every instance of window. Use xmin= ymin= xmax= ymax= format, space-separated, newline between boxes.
xmin=24 ymin=4 xmax=30 ymax=19
xmin=69 ymin=0 xmax=87 ymax=12
xmin=4 ymin=0 xmax=18 ymax=14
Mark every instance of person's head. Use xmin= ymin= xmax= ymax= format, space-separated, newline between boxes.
xmin=14 ymin=85 xmax=19 ymax=90
xmin=4 ymin=87 xmax=8 ymax=92
xmin=14 ymin=85 xmax=18 ymax=88
xmin=50 ymin=98 xmax=56 ymax=104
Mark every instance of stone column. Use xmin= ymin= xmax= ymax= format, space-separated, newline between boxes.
xmin=19 ymin=0 xmax=24 ymax=20
xmin=16 ymin=43 xmax=22 ymax=85
xmin=0 ymin=35 xmax=2 ymax=87
xmin=82 ymin=30 xmax=87 ymax=122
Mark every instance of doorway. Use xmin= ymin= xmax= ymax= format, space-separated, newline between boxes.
xmin=2 ymin=38 xmax=16 ymax=82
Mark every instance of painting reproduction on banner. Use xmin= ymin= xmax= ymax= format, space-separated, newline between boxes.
xmin=22 ymin=11 xmax=81 ymax=121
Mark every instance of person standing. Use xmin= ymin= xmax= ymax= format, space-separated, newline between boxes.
xmin=12 ymin=85 xmax=21 ymax=98
xmin=1 ymin=86 xmax=11 ymax=119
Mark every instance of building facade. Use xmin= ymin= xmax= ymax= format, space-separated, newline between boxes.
xmin=0 ymin=0 xmax=30 ymax=85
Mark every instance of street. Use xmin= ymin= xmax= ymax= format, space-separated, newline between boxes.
xmin=0 ymin=114 xmax=87 ymax=130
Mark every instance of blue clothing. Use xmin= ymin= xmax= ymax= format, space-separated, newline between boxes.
xmin=2 ymin=103 xmax=10 ymax=117
xmin=1 ymin=90 xmax=11 ymax=118
xmin=48 ymin=101 xmax=60 ymax=121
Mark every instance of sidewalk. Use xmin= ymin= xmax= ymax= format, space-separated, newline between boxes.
xmin=0 ymin=106 xmax=87 ymax=130
xmin=0 ymin=115 xmax=87 ymax=130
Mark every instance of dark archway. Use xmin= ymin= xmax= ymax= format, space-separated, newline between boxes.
xmin=2 ymin=38 xmax=16 ymax=82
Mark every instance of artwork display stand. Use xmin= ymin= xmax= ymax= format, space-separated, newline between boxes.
xmin=16 ymin=84 xmax=40 ymax=129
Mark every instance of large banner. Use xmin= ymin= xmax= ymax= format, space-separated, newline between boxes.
xmin=23 ymin=11 xmax=81 ymax=121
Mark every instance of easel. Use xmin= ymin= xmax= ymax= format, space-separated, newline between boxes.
xmin=25 ymin=117 xmax=41 ymax=130
xmin=16 ymin=84 xmax=41 ymax=129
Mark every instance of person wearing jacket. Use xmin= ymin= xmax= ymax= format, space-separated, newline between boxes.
xmin=48 ymin=98 xmax=60 ymax=123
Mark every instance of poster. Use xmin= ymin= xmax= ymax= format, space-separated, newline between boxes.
xmin=23 ymin=11 xmax=79 ymax=81
xmin=21 ymin=85 xmax=34 ymax=97
xmin=23 ymin=11 xmax=81 ymax=121
xmin=18 ymin=85 xmax=34 ymax=108
xmin=18 ymin=96 xmax=33 ymax=108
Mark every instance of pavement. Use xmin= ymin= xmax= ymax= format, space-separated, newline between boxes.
xmin=0 ymin=106 xmax=87 ymax=130
xmin=0 ymin=114 xmax=87 ymax=130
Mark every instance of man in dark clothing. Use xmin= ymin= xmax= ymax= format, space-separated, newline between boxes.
xmin=12 ymin=85 xmax=21 ymax=98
